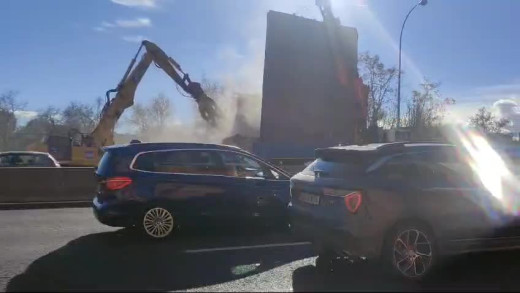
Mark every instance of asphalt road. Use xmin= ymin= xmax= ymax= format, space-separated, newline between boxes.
xmin=3 ymin=208 xmax=520 ymax=291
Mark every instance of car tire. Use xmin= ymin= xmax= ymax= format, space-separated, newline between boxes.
xmin=141 ymin=206 xmax=176 ymax=240
xmin=382 ymin=222 xmax=436 ymax=281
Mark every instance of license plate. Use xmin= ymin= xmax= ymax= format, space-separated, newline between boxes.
xmin=299 ymin=193 xmax=320 ymax=205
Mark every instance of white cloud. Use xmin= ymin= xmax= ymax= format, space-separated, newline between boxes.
xmin=14 ymin=110 xmax=38 ymax=120
xmin=99 ymin=17 xmax=151 ymax=30
xmin=121 ymin=35 xmax=146 ymax=43
xmin=494 ymin=99 xmax=520 ymax=132
xmin=114 ymin=17 xmax=151 ymax=28
xmin=445 ymin=81 xmax=520 ymax=125
xmin=101 ymin=21 xmax=115 ymax=28
xmin=14 ymin=110 xmax=38 ymax=127
xmin=95 ymin=17 xmax=152 ymax=33
xmin=110 ymin=0 xmax=157 ymax=8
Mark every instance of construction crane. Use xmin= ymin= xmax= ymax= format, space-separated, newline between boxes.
xmin=29 ymin=40 xmax=219 ymax=166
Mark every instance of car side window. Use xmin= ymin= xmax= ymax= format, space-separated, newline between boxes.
xmin=0 ymin=155 xmax=11 ymax=167
xmin=218 ymin=151 xmax=275 ymax=179
xmin=34 ymin=155 xmax=56 ymax=167
xmin=414 ymin=149 xmax=478 ymax=188
xmin=374 ymin=153 xmax=424 ymax=180
xmin=133 ymin=150 xmax=230 ymax=176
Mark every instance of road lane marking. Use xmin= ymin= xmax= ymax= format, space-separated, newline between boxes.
xmin=184 ymin=241 xmax=311 ymax=253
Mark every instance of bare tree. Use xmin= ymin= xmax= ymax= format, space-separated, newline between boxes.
xmin=38 ymin=106 xmax=61 ymax=128
xmin=201 ymin=78 xmax=224 ymax=99
xmin=128 ymin=103 xmax=151 ymax=135
xmin=93 ymin=97 xmax=104 ymax=124
xmin=469 ymin=107 xmax=510 ymax=133
xmin=403 ymin=80 xmax=452 ymax=139
xmin=0 ymin=91 xmax=25 ymax=150
xmin=149 ymin=94 xmax=171 ymax=129
xmin=358 ymin=52 xmax=398 ymax=130
xmin=128 ymin=94 xmax=172 ymax=139
xmin=404 ymin=81 xmax=444 ymax=128
xmin=62 ymin=102 xmax=96 ymax=133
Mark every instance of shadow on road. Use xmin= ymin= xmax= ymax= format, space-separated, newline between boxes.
xmin=292 ymin=251 xmax=520 ymax=291
xmin=7 ymin=227 xmax=312 ymax=291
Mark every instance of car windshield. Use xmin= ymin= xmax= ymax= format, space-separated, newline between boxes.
xmin=2 ymin=0 xmax=520 ymax=291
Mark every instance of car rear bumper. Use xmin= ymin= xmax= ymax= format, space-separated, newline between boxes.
xmin=92 ymin=197 xmax=141 ymax=227
xmin=289 ymin=204 xmax=382 ymax=259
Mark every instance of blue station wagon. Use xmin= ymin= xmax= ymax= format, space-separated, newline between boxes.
xmin=93 ymin=143 xmax=291 ymax=238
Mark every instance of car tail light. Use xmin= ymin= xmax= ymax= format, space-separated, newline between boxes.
xmin=344 ymin=191 xmax=362 ymax=213
xmin=105 ymin=177 xmax=132 ymax=191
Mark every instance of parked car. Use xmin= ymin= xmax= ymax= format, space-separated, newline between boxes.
xmin=289 ymin=142 xmax=520 ymax=280
xmin=93 ymin=142 xmax=291 ymax=239
xmin=0 ymin=151 xmax=60 ymax=167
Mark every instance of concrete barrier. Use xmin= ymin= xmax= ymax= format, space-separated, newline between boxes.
xmin=0 ymin=167 xmax=96 ymax=204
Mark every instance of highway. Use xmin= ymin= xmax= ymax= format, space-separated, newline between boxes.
xmin=3 ymin=208 xmax=520 ymax=291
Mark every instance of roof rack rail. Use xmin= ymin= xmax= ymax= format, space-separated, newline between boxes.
xmin=377 ymin=140 xmax=449 ymax=152
xmin=376 ymin=142 xmax=408 ymax=152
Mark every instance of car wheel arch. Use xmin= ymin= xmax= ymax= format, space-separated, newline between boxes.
xmin=380 ymin=217 xmax=439 ymax=279
xmin=381 ymin=217 xmax=437 ymax=255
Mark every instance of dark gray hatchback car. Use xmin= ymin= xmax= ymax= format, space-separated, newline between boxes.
xmin=290 ymin=142 xmax=520 ymax=279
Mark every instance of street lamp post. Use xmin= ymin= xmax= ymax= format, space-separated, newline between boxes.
xmin=396 ymin=0 xmax=427 ymax=128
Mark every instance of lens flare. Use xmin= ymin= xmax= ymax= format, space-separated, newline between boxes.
xmin=450 ymin=126 xmax=520 ymax=216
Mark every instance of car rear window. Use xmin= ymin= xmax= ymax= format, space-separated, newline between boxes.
xmin=302 ymin=157 xmax=370 ymax=178
xmin=97 ymin=150 xmax=132 ymax=176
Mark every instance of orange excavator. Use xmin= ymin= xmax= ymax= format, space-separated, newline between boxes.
xmin=29 ymin=40 xmax=219 ymax=166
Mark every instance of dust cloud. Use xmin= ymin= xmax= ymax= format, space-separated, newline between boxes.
xmin=120 ymin=30 xmax=266 ymax=145
xmin=145 ymin=90 xmax=262 ymax=144
xmin=136 ymin=53 xmax=264 ymax=144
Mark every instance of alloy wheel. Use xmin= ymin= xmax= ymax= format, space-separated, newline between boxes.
xmin=143 ymin=207 xmax=174 ymax=239
xmin=392 ymin=228 xmax=433 ymax=278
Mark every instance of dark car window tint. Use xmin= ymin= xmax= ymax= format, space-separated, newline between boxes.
xmin=375 ymin=153 xmax=431 ymax=180
xmin=377 ymin=150 xmax=478 ymax=188
xmin=97 ymin=151 xmax=113 ymax=175
xmin=0 ymin=155 xmax=12 ymax=167
xmin=97 ymin=151 xmax=132 ymax=176
xmin=415 ymin=150 xmax=478 ymax=188
xmin=421 ymin=148 xmax=461 ymax=164
xmin=305 ymin=158 xmax=369 ymax=178
xmin=33 ymin=155 xmax=55 ymax=167
xmin=0 ymin=154 xmax=55 ymax=167
xmin=134 ymin=150 xmax=230 ymax=176
xmin=219 ymin=151 xmax=267 ymax=178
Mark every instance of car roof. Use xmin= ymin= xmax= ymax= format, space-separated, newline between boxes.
xmin=104 ymin=142 xmax=245 ymax=153
xmin=0 ymin=151 xmax=51 ymax=156
xmin=316 ymin=142 xmax=455 ymax=157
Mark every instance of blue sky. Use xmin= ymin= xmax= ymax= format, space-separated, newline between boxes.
xmin=1 ymin=0 xmax=519 ymax=129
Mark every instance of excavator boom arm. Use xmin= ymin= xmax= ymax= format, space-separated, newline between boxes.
xmin=90 ymin=52 xmax=153 ymax=147
xmin=89 ymin=40 xmax=219 ymax=148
